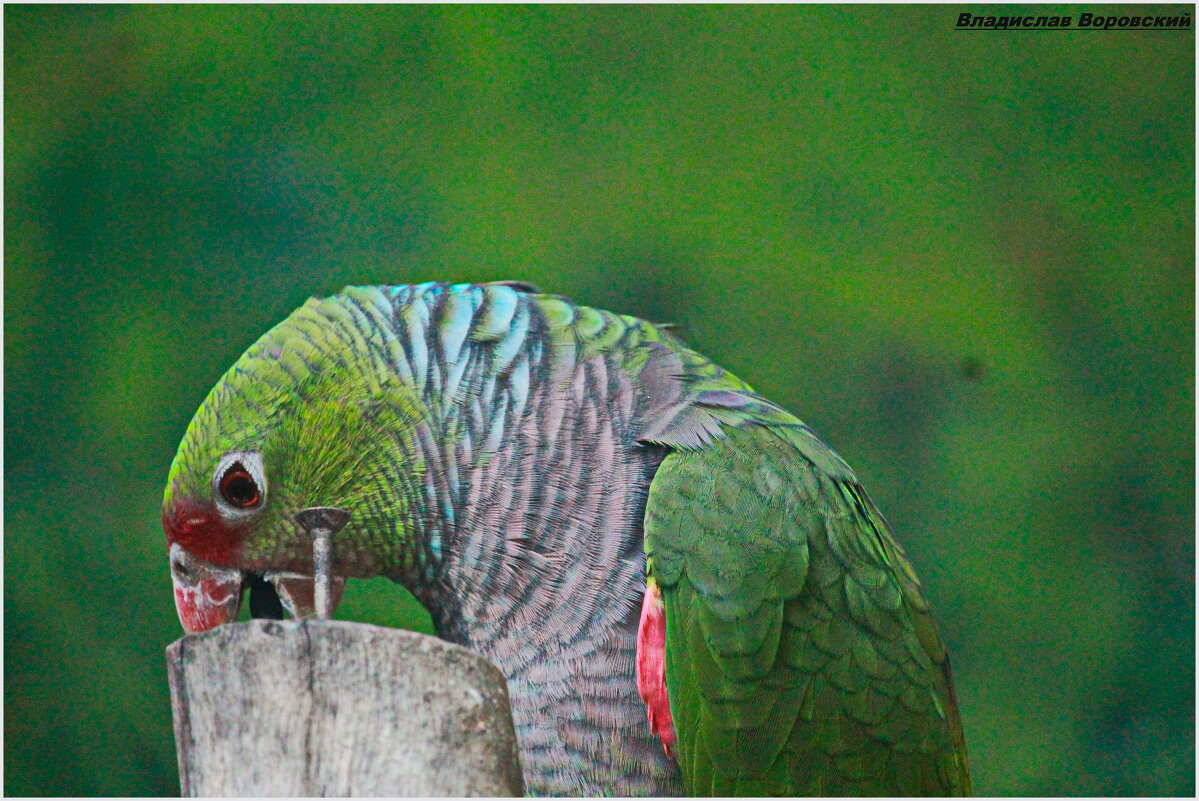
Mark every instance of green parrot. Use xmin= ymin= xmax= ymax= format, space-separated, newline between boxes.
xmin=163 ymin=281 xmax=970 ymax=796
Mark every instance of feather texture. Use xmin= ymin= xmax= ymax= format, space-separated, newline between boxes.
xmin=644 ymin=424 xmax=971 ymax=795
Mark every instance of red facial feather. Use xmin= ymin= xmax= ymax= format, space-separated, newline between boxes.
xmin=162 ymin=498 xmax=244 ymax=566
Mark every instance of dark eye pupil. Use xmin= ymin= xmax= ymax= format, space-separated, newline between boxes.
xmin=220 ymin=465 xmax=260 ymax=508
xmin=226 ymin=476 xmax=256 ymax=504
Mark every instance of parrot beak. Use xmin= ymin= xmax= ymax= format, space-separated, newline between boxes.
xmin=168 ymin=547 xmax=348 ymax=633
xmin=265 ymin=572 xmax=346 ymax=619
xmin=169 ymin=543 xmax=244 ymax=633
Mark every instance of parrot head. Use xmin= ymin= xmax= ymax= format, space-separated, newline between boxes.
xmin=162 ymin=297 xmax=428 ymax=633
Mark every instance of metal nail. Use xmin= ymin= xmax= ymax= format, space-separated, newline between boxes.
xmin=294 ymin=507 xmax=352 ymax=620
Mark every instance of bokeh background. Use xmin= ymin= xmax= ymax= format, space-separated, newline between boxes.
xmin=5 ymin=4 xmax=1194 ymax=796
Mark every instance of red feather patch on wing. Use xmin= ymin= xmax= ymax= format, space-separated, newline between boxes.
xmin=636 ymin=578 xmax=677 ymax=757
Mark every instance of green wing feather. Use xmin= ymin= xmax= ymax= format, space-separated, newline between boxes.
xmin=644 ymin=422 xmax=971 ymax=796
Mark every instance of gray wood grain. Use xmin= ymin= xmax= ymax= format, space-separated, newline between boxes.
xmin=166 ymin=620 xmax=525 ymax=796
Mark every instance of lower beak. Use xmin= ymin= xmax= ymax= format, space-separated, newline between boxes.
xmin=170 ymin=543 xmax=243 ymax=633
xmin=264 ymin=572 xmax=346 ymax=620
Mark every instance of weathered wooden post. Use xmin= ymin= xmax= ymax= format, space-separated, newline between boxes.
xmin=166 ymin=620 xmax=525 ymax=796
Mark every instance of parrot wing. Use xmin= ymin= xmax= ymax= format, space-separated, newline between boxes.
xmin=642 ymin=422 xmax=971 ymax=796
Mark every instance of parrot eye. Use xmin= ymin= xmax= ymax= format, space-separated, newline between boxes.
xmin=219 ymin=463 xmax=261 ymax=508
xmin=212 ymin=451 xmax=266 ymax=515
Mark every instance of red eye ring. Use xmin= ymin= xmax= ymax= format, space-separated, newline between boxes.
xmin=219 ymin=463 xmax=261 ymax=508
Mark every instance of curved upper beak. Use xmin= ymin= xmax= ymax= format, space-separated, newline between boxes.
xmin=169 ymin=543 xmax=243 ymax=633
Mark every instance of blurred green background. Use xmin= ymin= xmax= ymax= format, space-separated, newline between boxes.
xmin=5 ymin=4 xmax=1193 ymax=796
